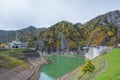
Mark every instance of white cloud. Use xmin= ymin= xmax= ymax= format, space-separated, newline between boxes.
xmin=0 ymin=0 xmax=29 ymax=17
xmin=0 ymin=0 xmax=120 ymax=30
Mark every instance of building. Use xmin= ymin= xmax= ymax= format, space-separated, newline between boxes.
xmin=9 ymin=41 xmax=28 ymax=48
xmin=9 ymin=32 xmax=28 ymax=48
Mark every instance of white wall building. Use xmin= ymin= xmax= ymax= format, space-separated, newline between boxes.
xmin=9 ymin=41 xmax=28 ymax=48
xmin=9 ymin=32 xmax=28 ymax=48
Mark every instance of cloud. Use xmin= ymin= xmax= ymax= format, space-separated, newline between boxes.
xmin=0 ymin=0 xmax=120 ymax=30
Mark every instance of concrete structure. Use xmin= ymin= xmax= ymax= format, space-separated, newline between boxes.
xmin=85 ymin=46 xmax=112 ymax=60
xmin=9 ymin=32 xmax=28 ymax=48
xmin=85 ymin=47 xmax=100 ymax=60
xmin=118 ymin=43 xmax=120 ymax=47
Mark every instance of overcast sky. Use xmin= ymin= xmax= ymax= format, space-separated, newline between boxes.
xmin=0 ymin=0 xmax=120 ymax=30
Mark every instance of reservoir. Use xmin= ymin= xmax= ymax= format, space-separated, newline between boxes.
xmin=39 ymin=54 xmax=85 ymax=80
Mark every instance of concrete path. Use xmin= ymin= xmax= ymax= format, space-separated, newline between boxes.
xmin=89 ymin=59 xmax=108 ymax=80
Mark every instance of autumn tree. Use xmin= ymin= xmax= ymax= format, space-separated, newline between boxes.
xmin=80 ymin=60 xmax=95 ymax=73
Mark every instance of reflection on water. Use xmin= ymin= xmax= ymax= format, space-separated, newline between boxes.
xmin=39 ymin=72 xmax=55 ymax=80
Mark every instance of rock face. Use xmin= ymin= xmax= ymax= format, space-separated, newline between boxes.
xmin=106 ymin=11 xmax=120 ymax=24
xmin=105 ymin=10 xmax=120 ymax=36
xmin=117 ymin=23 xmax=120 ymax=36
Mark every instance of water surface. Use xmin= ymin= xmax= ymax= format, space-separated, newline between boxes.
xmin=39 ymin=54 xmax=85 ymax=80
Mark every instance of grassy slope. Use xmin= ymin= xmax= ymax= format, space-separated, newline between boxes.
xmin=73 ymin=48 xmax=120 ymax=80
xmin=94 ymin=48 xmax=120 ymax=80
xmin=0 ymin=49 xmax=31 ymax=70
xmin=41 ymin=54 xmax=85 ymax=79
xmin=73 ymin=54 xmax=106 ymax=80
xmin=0 ymin=54 xmax=28 ymax=70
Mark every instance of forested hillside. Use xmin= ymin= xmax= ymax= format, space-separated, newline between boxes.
xmin=37 ymin=10 xmax=120 ymax=49
xmin=39 ymin=21 xmax=84 ymax=50
xmin=81 ymin=10 xmax=120 ymax=46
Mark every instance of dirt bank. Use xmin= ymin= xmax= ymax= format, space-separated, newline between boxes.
xmin=26 ymin=57 xmax=50 ymax=80
xmin=0 ymin=57 xmax=49 ymax=80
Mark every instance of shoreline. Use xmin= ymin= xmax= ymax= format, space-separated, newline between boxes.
xmin=0 ymin=55 xmax=82 ymax=80
xmin=27 ymin=56 xmax=50 ymax=80
xmin=57 ymin=65 xmax=81 ymax=80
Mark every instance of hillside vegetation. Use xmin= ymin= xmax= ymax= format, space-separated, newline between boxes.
xmin=0 ymin=49 xmax=39 ymax=70
xmin=40 ymin=21 xmax=84 ymax=49
xmin=0 ymin=54 xmax=27 ymax=70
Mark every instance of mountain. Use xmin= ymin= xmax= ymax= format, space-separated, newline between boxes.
xmin=0 ymin=10 xmax=120 ymax=48
xmin=0 ymin=30 xmax=15 ymax=43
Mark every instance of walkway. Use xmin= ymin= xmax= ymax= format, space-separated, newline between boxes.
xmin=89 ymin=59 xmax=108 ymax=80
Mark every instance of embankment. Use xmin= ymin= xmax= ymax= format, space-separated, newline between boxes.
xmin=27 ymin=57 xmax=50 ymax=80
xmin=0 ymin=56 xmax=49 ymax=80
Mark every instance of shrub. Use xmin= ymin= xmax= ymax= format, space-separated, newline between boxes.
xmin=80 ymin=60 xmax=95 ymax=73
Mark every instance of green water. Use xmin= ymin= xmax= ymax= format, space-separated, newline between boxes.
xmin=40 ymin=54 xmax=85 ymax=80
